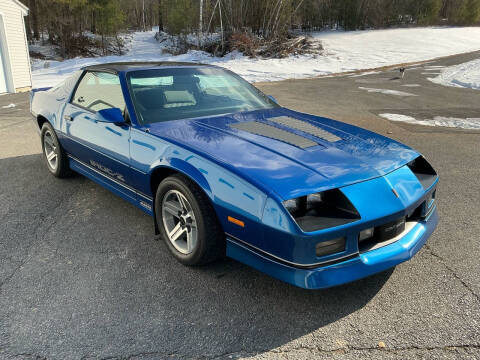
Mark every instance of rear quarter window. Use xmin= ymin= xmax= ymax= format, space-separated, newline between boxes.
xmin=50 ymin=71 xmax=83 ymax=98
xmin=72 ymin=71 xmax=125 ymax=112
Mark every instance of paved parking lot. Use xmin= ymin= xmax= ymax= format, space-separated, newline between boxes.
xmin=0 ymin=52 xmax=479 ymax=359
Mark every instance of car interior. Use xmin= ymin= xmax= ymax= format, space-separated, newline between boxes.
xmin=129 ymin=74 xmax=258 ymax=123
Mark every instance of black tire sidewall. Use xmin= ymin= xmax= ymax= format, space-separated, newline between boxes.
xmin=41 ymin=122 xmax=62 ymax=176
xmin=40 ymin=122 xmax=70 ymax=178
xmin=155 ymin=176 xmax=210 ymax=265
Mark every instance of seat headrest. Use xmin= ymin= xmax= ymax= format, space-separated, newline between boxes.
xmin=135 ymin=89 xmax=166 ymax=110
xmin=172 ymin=76 xmax=199 ymax=91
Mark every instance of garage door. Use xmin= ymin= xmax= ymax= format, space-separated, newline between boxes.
xmin=0 ymin=45 xmax=7 ymax=94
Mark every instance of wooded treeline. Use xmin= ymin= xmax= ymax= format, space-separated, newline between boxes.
xmin=22 ymin=0 xmax=480 ymax=58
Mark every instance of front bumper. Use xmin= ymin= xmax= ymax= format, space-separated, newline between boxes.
xmin=226 ymin=207 xmax=438 ymax=289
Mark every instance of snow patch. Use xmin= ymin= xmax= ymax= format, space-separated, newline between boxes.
xmin=379 ymin=113 xmax=480 ymax=130
xmin=424 ymin=65 xmax=446 ymax=70
xmin=379 ymin=113 xmax=425 ymax=123
xmin=2 ymin=103 xmax=16 ymax=109
xmin=428 ymin=58 xmax=480 ymax=90
xmin=429 ymin=116 xmax=480 ymax=129
xmin=401 ymin=84 xmax=421 ymax=87
xmin=359 ymin=87 xmax=417 ymax=96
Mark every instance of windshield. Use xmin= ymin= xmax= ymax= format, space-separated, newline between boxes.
xmin=127 ymin=67 xmax=278 ymax=124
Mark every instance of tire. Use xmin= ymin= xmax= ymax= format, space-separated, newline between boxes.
xmin=40 ymin=122 xmax=70 ymax=178
xmin=155 ymin=174 xmax=225 ymax=266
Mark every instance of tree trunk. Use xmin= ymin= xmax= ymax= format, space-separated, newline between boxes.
xmin=25 ymin=0 xmax=33 ymax=41
xmin=31 ymin=0 xmax=40 ymax=40
xmin=219 ymin=0 xmax=224 ymax=51
xmin=199 ymin=0 xmax=204 ymax=46
xmin=91 ymin=11 xmax=96 ymax=34
xmin=158 ymin=0 xmax=163 ymax=31
xmin=142 ymin=0 xmax=146 ymax=31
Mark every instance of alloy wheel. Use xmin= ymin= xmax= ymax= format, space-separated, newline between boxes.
xmin=43 ymin=130 xmax=58 ymax=170
xmin=161 ymin=189 xmax=198 ymax=254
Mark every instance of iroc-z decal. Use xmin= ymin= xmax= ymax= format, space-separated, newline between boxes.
xmin=89 ymin=160 xmax=126 ymax=182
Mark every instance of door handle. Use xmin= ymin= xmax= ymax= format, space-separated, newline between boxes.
xmin=64 ymin=115 xmax=74 ymax=121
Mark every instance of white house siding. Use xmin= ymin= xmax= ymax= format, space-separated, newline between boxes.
xmin=0 ymin=0 xmax=31 ymax=92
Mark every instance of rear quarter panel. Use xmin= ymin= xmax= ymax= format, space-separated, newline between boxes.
xmin=30 ymin=71 xmax=83 ymax=130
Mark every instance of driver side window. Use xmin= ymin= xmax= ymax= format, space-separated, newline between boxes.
xmin=72 ymin=71 xmax=126 ymax=112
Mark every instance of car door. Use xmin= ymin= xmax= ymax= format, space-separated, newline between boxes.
xmin=61 ymin=71 xmax=133 ymax=188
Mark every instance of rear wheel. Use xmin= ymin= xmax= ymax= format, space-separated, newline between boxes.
xmin=41 ymin=122 xmax=70 ymax=178
xmin=155 ymin=174 xmax=224 ymax=265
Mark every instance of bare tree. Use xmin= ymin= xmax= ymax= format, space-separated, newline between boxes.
xmin=199 ymin=0 xmax=203 ymax=45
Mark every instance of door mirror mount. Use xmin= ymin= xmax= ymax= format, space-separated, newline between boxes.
xmin=267 ymin=95 xmax=278 ymax=104
xmin=97 ymin=108 xmax=125 ymax=124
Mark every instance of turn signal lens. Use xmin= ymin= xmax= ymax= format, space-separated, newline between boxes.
xmin=315 ymin=237 xmax=345 ymax=257
xmin=228 ymin=216 xmax=244 ymax=227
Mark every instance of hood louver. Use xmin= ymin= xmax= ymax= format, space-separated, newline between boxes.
xmin=230 ymin=121 xmax=318 ymax=149
xmin=268 ymin=116 xmax=342 ymax=142
xmin=229 ymin=117 xmax=343 ymax=149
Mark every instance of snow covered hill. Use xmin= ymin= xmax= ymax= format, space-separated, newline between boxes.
xmin=31 ymin=27 xmax=480 ymax=88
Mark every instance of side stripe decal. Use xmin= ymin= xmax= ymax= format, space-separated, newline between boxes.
xmin=68 ymin=155 xmax=153 ymax=201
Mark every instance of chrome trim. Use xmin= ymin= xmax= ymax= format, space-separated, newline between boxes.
xmin=225 ymin=232 xmax=358 ymax=269
xmin=136 ymin=191 xmax=153 ymax=201
xmin=68 ymin=155 xmax=153 ymax=201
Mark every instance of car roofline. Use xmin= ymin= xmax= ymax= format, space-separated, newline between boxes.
xmin=82 ymin=61 xmax=219 ymax=74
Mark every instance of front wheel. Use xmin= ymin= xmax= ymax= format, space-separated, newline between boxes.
xmin=155 ymin=174 xmax=225 ymax=265
xmin=40 ymin=122 xmax=70 ymax=178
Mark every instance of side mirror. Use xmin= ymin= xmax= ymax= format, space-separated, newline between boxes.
xmin=97 ymin=108 xmax=125 ymax=124
xmin=267 ymin=95 xmax=278 ymax=104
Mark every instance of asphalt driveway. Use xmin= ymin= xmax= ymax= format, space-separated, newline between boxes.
xmin=0 ymin=52 xmax=479 ymax=359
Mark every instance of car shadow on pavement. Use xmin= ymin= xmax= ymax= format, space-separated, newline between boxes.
xmin=0 ymin=154 xmax=392 ymax=359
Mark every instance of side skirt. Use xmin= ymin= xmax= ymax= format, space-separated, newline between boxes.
xmin=68 ymin=156 xmax=154 ymax=216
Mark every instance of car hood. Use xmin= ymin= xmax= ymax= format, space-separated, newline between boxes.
xmin=146 ymin=107 xmax=419 ymax=200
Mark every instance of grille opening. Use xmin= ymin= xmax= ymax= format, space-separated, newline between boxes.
xmin=358 ymin=216 xmax=406 ymax=253
xmin=408 ymin=156 xmax=437 ymax=189
xmin=407 ymin=201 xmax=424 ymax=221
xmin=358 ymin=194 xmax=435 ymax=253
xmin=412 ymin=189 xmax=436 ymax=219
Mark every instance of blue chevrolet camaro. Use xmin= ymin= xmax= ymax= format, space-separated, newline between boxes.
xmin=30 ymin=62 xmax=438 ymax=289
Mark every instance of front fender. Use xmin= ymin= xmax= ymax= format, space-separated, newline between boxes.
xmin=150 ymin=157 xmax=213 ymax=198
xmin=131 ymin=128 xmax=268 ymax=249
